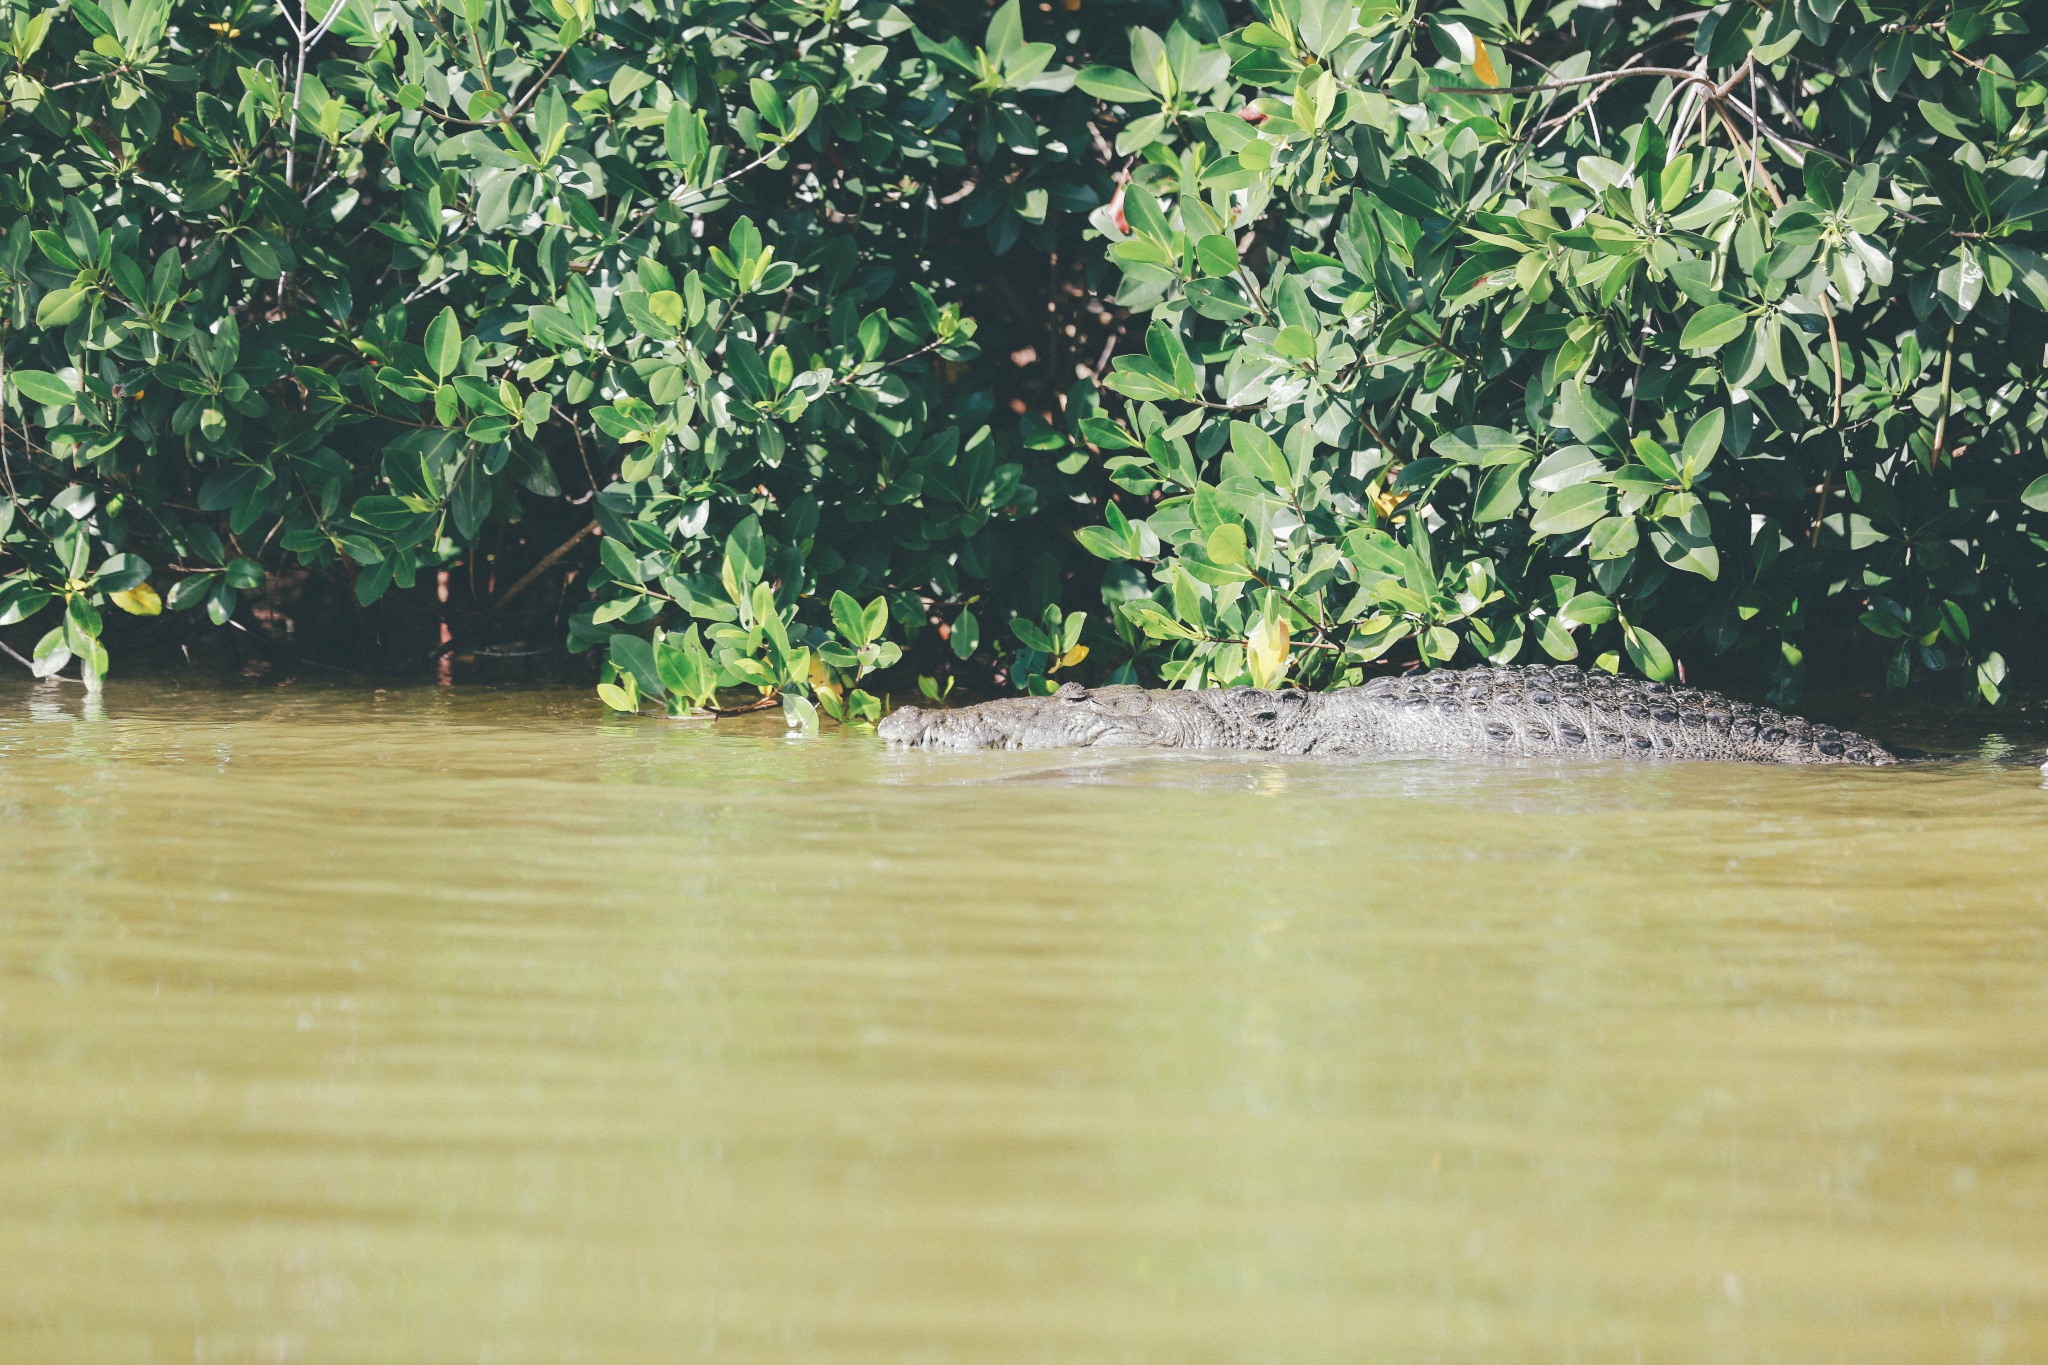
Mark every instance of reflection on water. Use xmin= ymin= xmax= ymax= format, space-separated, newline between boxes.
xmin=2 ymin=676 xmax=2046 ymax=1363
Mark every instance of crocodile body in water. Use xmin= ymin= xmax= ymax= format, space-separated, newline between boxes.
xmin=878 ymin=665 xmax=1896 ymax=765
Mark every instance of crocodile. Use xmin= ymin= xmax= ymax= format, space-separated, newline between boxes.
xmin=877 ymin=664 xmax=1896 ymax=765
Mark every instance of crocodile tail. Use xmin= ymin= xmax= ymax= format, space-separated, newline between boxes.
xmin=1744 ymin=708 xmax=1896 ymax=765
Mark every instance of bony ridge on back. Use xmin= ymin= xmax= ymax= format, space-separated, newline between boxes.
xmin=877 ymin=664 xmax=1895 ymax=765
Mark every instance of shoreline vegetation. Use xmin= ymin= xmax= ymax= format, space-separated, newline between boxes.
xmin=0 ymin=0 xmax=2042 ymax=730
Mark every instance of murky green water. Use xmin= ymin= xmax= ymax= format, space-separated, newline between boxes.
xmin=2 ymin=677 xmax=2046 ymax=1362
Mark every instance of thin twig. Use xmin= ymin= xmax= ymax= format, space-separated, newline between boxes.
xmin=629 ymin=148 xmax=784 ymax=226
xmin=41 ymin=71 xmax=117 ymax=92
xmin=494 ymin=520 xmax=597 ymax=609
xmin=1822 ymin=298 xmax=1843 ymax=427
xmin=1434 ymin=59 xmax=1744 ymax=99
xmin=282 ymin=0 xmax=351 ymax=190
xmin=0 ymin=635 xmax=85 ymax=683
xmin=1931 ymin=322 xmax=1957 ymax=460
xmin=403 ymin=273 xmax=455 ymax=305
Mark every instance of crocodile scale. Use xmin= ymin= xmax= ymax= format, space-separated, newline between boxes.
xmin=877 ymin=664 xmax=1896 ymax=765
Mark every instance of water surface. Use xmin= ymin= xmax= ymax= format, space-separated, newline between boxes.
xmin=3 ymin=678 xmax=2046 ymax=1362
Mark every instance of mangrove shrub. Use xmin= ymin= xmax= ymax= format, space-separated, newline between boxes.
xmin=0 ymin=0 xmax=2041 ymax=717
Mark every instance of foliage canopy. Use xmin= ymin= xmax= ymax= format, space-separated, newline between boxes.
xmin=0 ymin=0 xmax=2041 ymax=719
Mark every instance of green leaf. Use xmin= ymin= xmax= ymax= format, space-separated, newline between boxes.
xmin=1473 ymin=464 xmax=1525 ymax=522
xmin=2022 ymin=474 xmax=2048 ymax=513
xmin=35 ymin=286 xmax=88 ymax=328
xmin=423 ymin=306 xmax=462 ymax=380
xmin=1076 ymin=525 xmax=1136 ymax=559
xmin=609 ymin=633 xmax=664 ymax=696
xmin=600 ymin=536 xmax=646 ymax=584
xmin=656 ymin=628 xmax=717 ymax=704
xmin=1558 ymin=591 xmax=1616 ymax=626
xmin=1679 ymin=303 xmax=1749 ymax=352
xmin=94 ymin=553 xmax=151 ymax=592
xmin=1075 ymin=66 xmax=1156 ymax=103
xmin=829 ymin=589 xmax=866 ymax=645
xmin=1010 ymin=616 xmax=1055 ymax=652
xmin=10 ymin=370 xmax=77 ymax=407
xmin=1080 ymin=417 xmax=1138 ymax=449
xmin=951 ymin=609 xmax=980 ymax=660
xmin=166 ymin=573 xmax=218 ymax=612
xmin=1228 ymin=421 xmax=1291 ymax=485
xmin=1529 ymin=484 xmax=1611 ymax=536
xmin=1678 ymin=408 xmax=1725 ymax=485
xmin=1622 ymin=623 xmax=1676 ymax=682
xmin=1431 ymin=426 xmax=1529 ymax=466
xmin=1534 ymin=615 xmax=1578 ymax=660
xmin=1205 ymin=522 xmax=1249 ymax=566
xmin=1195 ymin=234 xmax=1239 ymax=278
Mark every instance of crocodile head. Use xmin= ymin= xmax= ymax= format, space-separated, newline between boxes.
xmin=879 ymin=681 xmax=1183 ymax=750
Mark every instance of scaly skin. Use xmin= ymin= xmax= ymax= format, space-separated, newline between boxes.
xmin=877 ymin=664 xmax=1897 ymax=765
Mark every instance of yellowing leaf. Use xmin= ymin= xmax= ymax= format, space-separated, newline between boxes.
xmin=596 ymin=680 xmax=639 ymax=713
xmin=1473 ymin=38 xmax=1501 ymax=88
xmin=110 ymin=583 xmax=163 ymax=616
xmin=1247 ymin=614 xmax=1290 ymax=690
xmin=1056 ymin=644 xmax=1089 ymax=669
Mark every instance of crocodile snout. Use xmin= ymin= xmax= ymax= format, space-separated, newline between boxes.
xmin=876 ymin=704 xmax=931 ymax=745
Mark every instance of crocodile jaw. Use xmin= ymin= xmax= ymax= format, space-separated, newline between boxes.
xmin=878 ymin=682 xmax=1184 ymax=750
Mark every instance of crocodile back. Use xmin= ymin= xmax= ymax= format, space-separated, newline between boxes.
xmin=1349 ymin=665 xmax=1894 ymax=765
